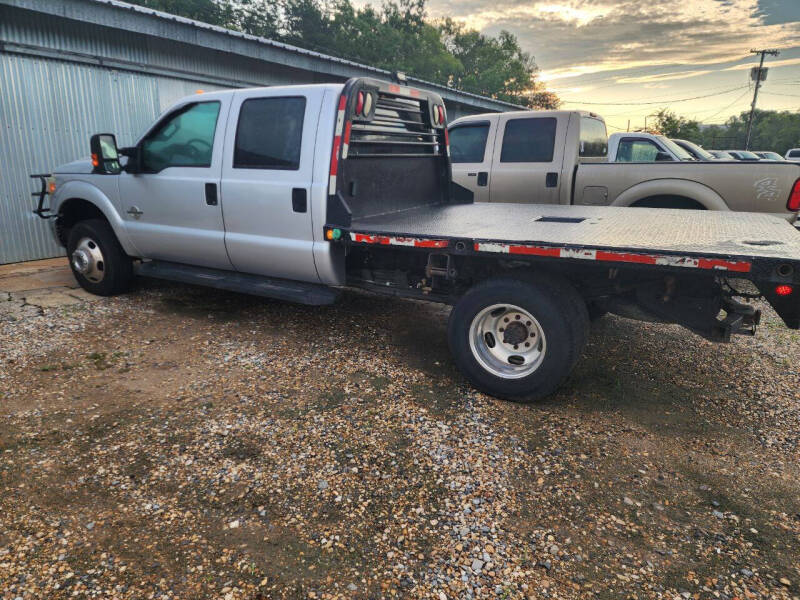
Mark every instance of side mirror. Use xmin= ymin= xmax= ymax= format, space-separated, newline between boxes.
xmin=90 ymin=133 xmax=121 ymax=174
xmin=655 ymin=151 xmax=673 ymax=162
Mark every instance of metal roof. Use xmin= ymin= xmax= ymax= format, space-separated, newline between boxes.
xmin=5 ymin=0 xmax=526 ymax=112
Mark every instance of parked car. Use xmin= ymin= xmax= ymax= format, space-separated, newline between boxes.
xmin=709 ymin=150 xmax=735 ymax=159
xmin=449 ymin=110 xmax=800 ymax=219
xmin=34 ymin=78 xmax=800 ymax=402
xmin=786 ymin=148 xmax=800 ymax=162
xmin=607 ymin=132 xmax=695 ymax=162
xmin=755 ymin=151 xmax=785 ymax=161
xmin=672 ymin=139 xmax=719 ymax=161
xmin=726 ymin=150 xmax=762 ymax=161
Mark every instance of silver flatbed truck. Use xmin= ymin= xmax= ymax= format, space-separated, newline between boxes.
xmin=33 ymin=77 xmax=800 ymax=402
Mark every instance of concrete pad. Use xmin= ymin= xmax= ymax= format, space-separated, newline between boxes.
xmin=35 ymin=269 xmax=79 ymax=288
xmin=0 ymin=257 xmax=68 ymax=277
xmin=0 ymin=275 xmax=54 ymax=293
xmin=65 ymin=288 xmax=102 ymax=302
xmin=23 ymin=289 xmax=83 ymax=308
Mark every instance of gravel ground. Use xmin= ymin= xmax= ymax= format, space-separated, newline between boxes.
xmin=1 ymin=277 xmax=799 ymax=600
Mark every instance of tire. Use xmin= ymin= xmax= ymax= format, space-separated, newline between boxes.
xmin=448 ymin=274 xmax=588 ymax=402
xmin=587 ymin=302 xmax=608 ymax=322
xmin=67 ymin=219 xmax=133 ymax=296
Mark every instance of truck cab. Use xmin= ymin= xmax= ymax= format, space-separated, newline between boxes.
xmin=48 ymin=78 xmax=451 ymax=292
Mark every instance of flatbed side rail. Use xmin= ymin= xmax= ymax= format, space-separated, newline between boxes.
xmin=30 ymin=173 xmax=53 ymax=219
xmin=330 ymin=226 xmax=788 ymax=277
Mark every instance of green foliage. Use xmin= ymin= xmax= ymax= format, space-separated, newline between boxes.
xmin=654 ymin=108 xmax=800 ymax=154
xmin=652 ymin=109 xmax=700 ymax=140
xmin=125 ymin=0 xmax=556 ymax=109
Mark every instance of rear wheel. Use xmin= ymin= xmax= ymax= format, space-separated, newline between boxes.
xmin=67 ymin=219 xmax=133 ymax=296
xmin=448 ymin=275 xmax=588 ymax=402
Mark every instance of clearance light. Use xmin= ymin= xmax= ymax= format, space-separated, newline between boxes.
xmin=775 ymin=284 xmax=793 ymax=296
xmin=195 ymin=89 xmax=205 ymax=94
xmin=91 ymin=153 xmax=99 ymax=167
xmin=47 ymin=177 xmax=56 ymax=194
xmin=788 ymin=178 xmax=800 ymax=212
xmin=325 ymin=228 xmax=342 ymax=241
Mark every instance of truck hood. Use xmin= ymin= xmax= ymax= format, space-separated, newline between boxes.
xmin=53 ymin=157 xmax=93 ymax=174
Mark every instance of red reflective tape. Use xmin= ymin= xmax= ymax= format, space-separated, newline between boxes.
xmin=352 ymin=233 xmax=448 ymax=248
xmin=388 ymin=84 xmax=401 ymax=94
xmin=595 ymin=250 xmax=656 ymax=265
xmin=330 ymin=136 xmax=341 ymax=176
xmin=409 ymin=88 xmax=420 ymax=97
xmin=696 ymin=258 xmax=751 ymax=272
xmin=343 ymin=121 xmax=352 ymax=145
xmin=475 ymin=242 xmax=752 ymax=272
xmin=338 ymin=94 xmax=347 ymax=110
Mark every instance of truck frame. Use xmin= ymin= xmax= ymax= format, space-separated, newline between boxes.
xmin=33 ymin=77 xmax=800 ymax=402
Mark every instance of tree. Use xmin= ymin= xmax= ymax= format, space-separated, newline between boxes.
xmin=652 ymin=109 xmax=700 ymax=139
xmin=125 ymin=0 xmax=556 ymax=109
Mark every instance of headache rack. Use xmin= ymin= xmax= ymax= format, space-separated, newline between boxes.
xmin=327 ymin=78 xmax=453 ymax=228
xmin=348 ymin=88 xmax=440 ymax=159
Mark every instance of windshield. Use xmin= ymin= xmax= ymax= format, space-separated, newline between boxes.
xmin=656 ymin=135 xmax=694 ymax=160
xmin=674 ymin=139 xmax=714 ymax=160
xmin=733 ymin=150 xmax=760 ymax=160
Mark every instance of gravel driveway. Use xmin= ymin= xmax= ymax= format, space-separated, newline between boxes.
xmin=2 ymin=264 xmax=799 ymax=600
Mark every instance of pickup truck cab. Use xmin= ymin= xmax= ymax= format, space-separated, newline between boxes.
xmin=36 ymin=78 xmax=800 ymax=402
xmin=449 ymin=110 xmax=800 ymax=219
xmin=608 ymin=132 xmax=694 ymax=162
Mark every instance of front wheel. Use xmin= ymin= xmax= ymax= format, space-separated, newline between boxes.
xmin=67 ymin=219 xmax=133 ymax=296
xmin=448 ymin=275 xmax=588 ymax=402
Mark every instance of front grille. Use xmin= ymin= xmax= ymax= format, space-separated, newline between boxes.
xmin=348 ymin=91 xmax=440 ymax=158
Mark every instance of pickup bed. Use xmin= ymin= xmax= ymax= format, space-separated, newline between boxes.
xmin=35 ymin=77 xmax=800 ymax=402
xmin=449 ymin=110 xmax=800 ymax=220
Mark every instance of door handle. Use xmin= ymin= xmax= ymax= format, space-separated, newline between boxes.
xmin=126 ymin=206 xmax=143 ymax=218
xmin=292 ymin=188 xmax=307 ymax=213
xmin=205 ymin=183 xmax=218 ymax=206
xmin=546 ymin=172 xmax=558 ymax=188
xmin=477 ymin=172 xmax=488 ymax=186
xmin=467 ymin=172 xmax=477 ymax=177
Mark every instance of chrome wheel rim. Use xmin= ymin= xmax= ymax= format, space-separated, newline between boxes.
xmin=71 ymin=237 xmax=105 ymax=283
xmin=468 ymin=303 xmax=547 ymax=379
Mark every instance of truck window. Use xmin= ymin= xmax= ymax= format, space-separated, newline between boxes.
xmin=616 ymin=139 xmax=661 ymax=162
xmin=788 ymin=150 xmax=800 ymax=158
xmin=141 ymin=101 xmax=220 ymax=172
xmin=579 ymin=117 xmax=607 ymax=158
xmin=449 ymin=123 xmax=489 ymax=163
xmin=500 ymin=117 xmax=556 ymax=163
xmin=234 ymin=97 xmax=306 ymax=170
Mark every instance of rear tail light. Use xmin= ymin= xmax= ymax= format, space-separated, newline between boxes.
xmin=355 ymin=91 xmax=365 ymax=116
xmin=788 ymin=178 xmax=800 ymax=212
xmin=775 ymin=284 xmax=793 ymax=296
xmin=438 ymin=105 xmax=445 ymax=125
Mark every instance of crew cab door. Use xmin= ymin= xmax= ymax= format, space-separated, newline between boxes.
xmin=488 ymin=114 xmax=567 ymax=204
xmin=118 ymin=98 xmax=232 ymax=269
xmin=220 ymin=88 xmax=323 ymax=282
xmin=448 ymin=120 xmax=494 ymax=202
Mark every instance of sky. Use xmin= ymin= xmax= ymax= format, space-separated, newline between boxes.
xmin=421 ymin=0 xmax=800 ymax=131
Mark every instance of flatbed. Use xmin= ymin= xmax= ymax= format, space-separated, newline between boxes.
xmin=344 ymin=203 xmax=800 ymax=282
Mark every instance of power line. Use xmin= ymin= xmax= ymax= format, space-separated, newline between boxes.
xmin=696 ymin=89 xmax=752 ymax=123
xmin=762 ymin=91 xmax=800 ymax=98
xmin=559 ymin=85 xmax=748 ymax=106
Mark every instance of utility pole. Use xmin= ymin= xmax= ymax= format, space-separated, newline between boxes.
xmin=745 ymin=48 xmax=779 ymax=150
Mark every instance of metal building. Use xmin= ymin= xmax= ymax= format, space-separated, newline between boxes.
xmin=0 ymin=0 xmax=520 ymax=264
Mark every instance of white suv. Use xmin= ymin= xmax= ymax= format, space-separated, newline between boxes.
xmin=785 ymin=148 xmax=800 ymax=162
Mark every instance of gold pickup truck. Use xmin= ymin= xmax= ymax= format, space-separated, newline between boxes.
xmin=449 ymin=110 xmax=800 ymax=223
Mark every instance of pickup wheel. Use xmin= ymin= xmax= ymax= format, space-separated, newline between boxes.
xmin=448 ymin=275 xmax=588 ymax=402
xmin=67 ymin=219 xmax=133 ymax=296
